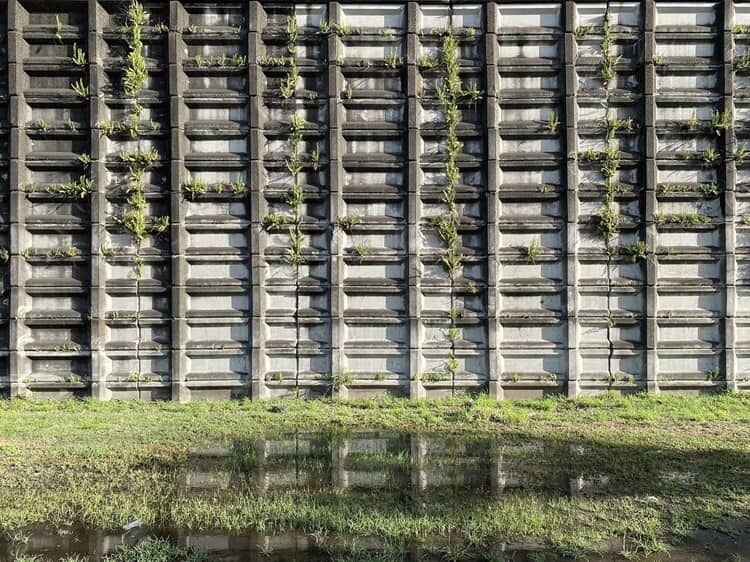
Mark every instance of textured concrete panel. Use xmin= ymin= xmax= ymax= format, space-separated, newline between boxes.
xmin=2 ymin=1 xmax=746 ymax=400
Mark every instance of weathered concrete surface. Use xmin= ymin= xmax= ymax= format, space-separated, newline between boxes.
xmin=0 ymin=1 xmax=746 ymax=401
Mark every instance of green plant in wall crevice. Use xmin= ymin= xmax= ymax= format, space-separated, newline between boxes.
xmin=35 ymin=176 xmax=94 ymax=198
xmin=583 ymin=13 xmax=636 ymax=390
xmin=279 ymin=113 xmax=306 ymax=268
xmin=711 ymin=110 xmax=732 ymax=136
xmin=183 ymin=178 xmax=247 ymax=199
xmin=261 ymin=12 xmax=310 ymax=395
xmin=432 ymin=28 xmax=484 ymax=395
xmin=525 ymin=238 xmax=541 ymax=264
xmin=123 ymin=0 xmax=149 ymax=137
xmin=279 ymin=15 xmax=299 ymax=99
xmin=620 ymin=241 xmax=647 ymax=263
xmin=275 ymin=114 xmax=306 ymax=395
xmin=111 ymin=2 xmax=169 ymax=393
xmin=338 ymin=214 xmax=359 ymax=234
xmin=71 ymin=78 xmax=89 ymax=99
xmin=72 ymin=43 xmax=87 ymax=66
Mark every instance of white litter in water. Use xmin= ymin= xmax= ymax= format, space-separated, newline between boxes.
xmin=122 ymin=520 xmax=144 ymax=531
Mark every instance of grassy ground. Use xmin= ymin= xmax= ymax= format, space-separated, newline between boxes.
xmin=1 ymin=393 xmax=750 ymax=558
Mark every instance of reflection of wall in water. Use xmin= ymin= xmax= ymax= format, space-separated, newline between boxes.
xmin=2 ymin=528 xmax=577 ymax=562
xmin=179 ymin=433 xmax=611 ymax=498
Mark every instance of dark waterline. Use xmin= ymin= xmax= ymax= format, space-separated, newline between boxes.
xmin=3 ymin=525 xmax=750 ymax=562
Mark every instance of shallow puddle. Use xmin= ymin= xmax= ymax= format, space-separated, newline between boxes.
xmin=2 ymin=431 xmax=749 ymax=561
xmin=2 ymin=526 xmax=749 ymax=562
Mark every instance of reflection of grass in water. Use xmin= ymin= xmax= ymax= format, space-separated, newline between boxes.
xmin=104 ymin=538 xmax=206 ymax=562
xmin=345 ymin=451 xmax=412 ymax=472
xmin=2 ymin=394 xmax=750 ymax=557
xmin=11 ymin=538 xmax=207 ymax=562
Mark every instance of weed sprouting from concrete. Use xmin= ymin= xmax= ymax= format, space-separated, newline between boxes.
xmin=71 ymin=78 xmax=89 ymax=98
xmin=621 ymin=241 xmax=648 ymax=263
xmin=111 ymin=2 xmax=169 ymax=394
xmin=338 ymin=214 xmax=360 ymax=234
xmin=546 ymin=112 xmax=560 ymax=134
xmin=578 ymin=12 xmax=638 ymax=389
xmin=525 ymin=238 xmax=541 ymax=264
xmin=71 ymin=43 xmax=87 ymax=66
xmin=435 ymin=29 xmax=466 ymax=393
xmin=259 ymin=12 xmax=312 ymax=394
xmin=711 ymin=110 xmax=732 ymax=135
xmin=123 ymin=2 xmax=148 ymax=100
xmin=279 ymin=16 xmax=299 ymax=99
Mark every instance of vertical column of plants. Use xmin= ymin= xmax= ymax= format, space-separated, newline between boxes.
xmin=112 ymin=1 xmax=169 ymax=387
xmin=433 ymin=29 xmax=464 ymax=393
xmin=261 ymin=12 xmax=305 ymax=395
xmin=69 ymin=11 xmax=92 ymax=392
xmin=577 ymin=13 xmax=636 ymax=387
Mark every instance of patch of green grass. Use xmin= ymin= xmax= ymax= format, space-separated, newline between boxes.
xmin=653 ymin=212 xmax=712 ymax=227
xmin=3 ymin=392 xmax=750 ymax=433
xmin=621 ymin=240 xmax=648 ymax=263
xmin=2 ymin=394 xmax=750 ymax=557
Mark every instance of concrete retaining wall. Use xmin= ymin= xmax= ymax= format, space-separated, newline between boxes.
xmin=0 ymin=0 xmax=746 ymax=401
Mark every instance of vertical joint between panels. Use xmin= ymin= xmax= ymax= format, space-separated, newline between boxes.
xmin=249 ymin=1 xmax=266 ymax=400
xmin=406 ymin=2 xmax=423 ymax=399
xmin=169 ymin=0 xmax=187 ymax=403
xmin=485 ymin=1 xmax=501 ymax=399
xmin=723 ymin=0 xmax=737 ymax=391
xmin=563 ymin=0 xmax=580 ymax=398
xmin=643 ymin=0 xmax=659 ymax=395
xmin=90 ymin=0 xmax=109 ymax=400
xmin=328 ymin=2 xmax=346 ymax=398
xmin=7 ymin=0 xmax=22 ymax=398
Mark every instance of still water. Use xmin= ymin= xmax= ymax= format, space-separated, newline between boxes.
xmin=1 ymin=431 xmax=748 ymax=561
